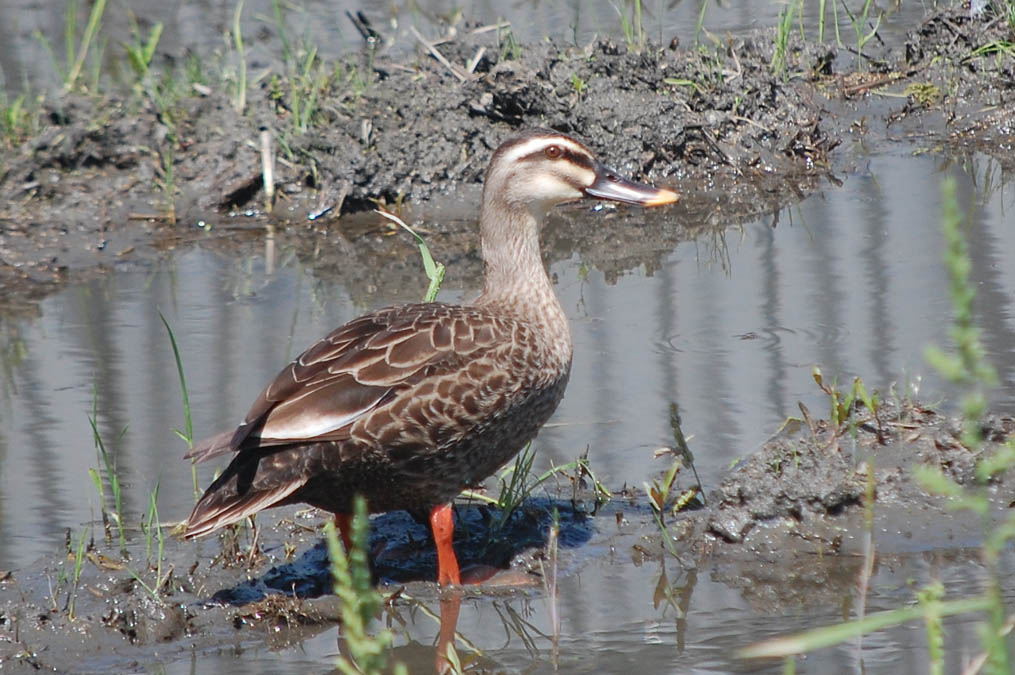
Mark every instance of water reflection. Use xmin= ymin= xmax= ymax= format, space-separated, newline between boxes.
xmin=0 ymin=150 xmax=1013 ymax=672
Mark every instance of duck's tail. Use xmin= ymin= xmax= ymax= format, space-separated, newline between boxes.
xmin=184 ymin=450 xmax=308 ymax=538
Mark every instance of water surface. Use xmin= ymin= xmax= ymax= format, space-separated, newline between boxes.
xmin=1 ymin=141 xmax=1013 ymax=670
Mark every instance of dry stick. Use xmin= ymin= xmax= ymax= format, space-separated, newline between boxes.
xmin=466 ymin=47 xmax=486 ymax=74
xmin=127 ymin=212 xmax=176 ymax=221
xmin=260 ymin=128 xmax=274 ymax=214
xmin=432 ymin=21 xmax=511 ymax=45
xmin=410 ymin=26 xmax=467 ymax=82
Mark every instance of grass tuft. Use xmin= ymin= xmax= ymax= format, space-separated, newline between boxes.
xmin=88 ymin=386 xmax=127 ymax=557
xmin=840 ymin=0 xmax=882 ymax=70
xmin=1 ymin=91 xmax=42 ymax=148
xmin=614 ymin=0 xmax=646 ymax=52
xmin=67 ymin=524 xmax=90 ymax=620
xmin=65 ymin=0 xmax=108 ymax=91
xmin=771 ymin=0 xmax=799 ymax=77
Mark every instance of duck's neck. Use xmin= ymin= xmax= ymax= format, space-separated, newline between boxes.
xmin=475 ymin=197 xmax=569 ymax=335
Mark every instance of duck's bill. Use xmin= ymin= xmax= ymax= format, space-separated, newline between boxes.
xmin=584 ymin=163 xmax=679 ymax=206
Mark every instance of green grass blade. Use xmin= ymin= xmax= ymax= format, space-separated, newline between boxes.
xmin=233 ymin=0 xmax=247 ymax=114
xmin=739 ymin=596 xmax=993 ymax=659
xmin=374 ymin=210 xmax=445 ymax=302
xmin=65 ymin=0 xmax=107 ymax=91
xmin=158 ymin=309 xmax=193 ymax=446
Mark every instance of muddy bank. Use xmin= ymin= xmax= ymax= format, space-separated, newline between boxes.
xmin=2 ymin=5 xmax=1013 ymax=311
xmin=701 ymin=399 xmax=1015 ymax=555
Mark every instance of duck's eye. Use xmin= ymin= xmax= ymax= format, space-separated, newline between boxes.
xmin=544 ymin=145 xmax=562 ymax=160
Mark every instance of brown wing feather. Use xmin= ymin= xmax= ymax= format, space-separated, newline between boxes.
xmin=186 ymin=303 xmax=513 ymax=462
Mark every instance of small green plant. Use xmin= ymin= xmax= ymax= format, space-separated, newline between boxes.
xmin=903 ymin=82 xmax=942 ymax=107
xmin=812 ymin=369 xmax=883 ymax=441
xmin=490 ymin=443 xmax=543 ymax=530
xmin=267 ymin=0 xmax=331 ymax=134
xmin=65 ymin=0 xmax=107 ymax=91
xmin=572 ymin=451 xmax=613 ymax=508
xmin=663 ymin=77 xmax=705 ymax=96
xmin=498 ymin=24 xmax=522 ymax=61
xmin=159 ymin=310 xmax=198 ymax=499
xmin=123 ymin=13 xmax=163 ymax=84
xmin=644 ymin=404 xmax=704 ymax=554
xmin=924 ymin=177 xmax=998 ymax=449
xmin=570 ymin=72 xmax=587 ymax=97
xmin=771 ymin=0 xmax=799 ymax=76
xmin=917 ymin=176 xmax=1009 ymax=673
xmin=375 ymin=210 xmax=445 ymax=302
xmin=67 ymin=524 xmax=90 ymax=620
xmin=129 ymin=480 xmax=168 ymax=603
xmin=88 ymin=388 xmax=127 ymax=557
xmin=841 ymin=0 xmax=882 ymax=70
xmin=463 ymin=444 xmax=608 ymax=547
xmin=965 ymin=39 xmax=1015 ymax=63
xmin=615 ymin=0 xmax=645 ymax=51
xmin=32 ymin=0 xmax=108 ymax=92
xmin=141 ymin=480 xmax=166 ymax=587
xmin=1 ymin=92 xmax=41 ymax=147
xmin=324 ymin=496 xmax=406 ymax=675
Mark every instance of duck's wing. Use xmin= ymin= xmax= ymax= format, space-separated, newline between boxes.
xmin=184 ymin=303 xmax=507 ymax=463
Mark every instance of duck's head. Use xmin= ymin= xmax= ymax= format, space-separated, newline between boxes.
xmin=483 ymin=129 xmax=679 ymax=216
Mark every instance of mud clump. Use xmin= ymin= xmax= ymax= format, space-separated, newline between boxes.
xmin=696 ymin=399 xmax=1015 ymax=559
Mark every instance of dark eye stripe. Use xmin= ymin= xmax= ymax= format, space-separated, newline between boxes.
xmin=519 ymin=146 xmax=594 ymax=170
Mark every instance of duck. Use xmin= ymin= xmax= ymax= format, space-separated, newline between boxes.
xmin=183 ymin=129 xmax=678 ymax=585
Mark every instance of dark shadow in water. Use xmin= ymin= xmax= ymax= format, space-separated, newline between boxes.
xmin=209 ymin=497 xmax=596 ymax=605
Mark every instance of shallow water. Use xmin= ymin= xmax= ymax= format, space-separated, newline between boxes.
xmin=1 ymin=140 xmax=1014 ymax=670
xmin=157 ymin=549 xmax=1004 ymax=674
xmin=2 ymin=0 xmax=947 ymax=94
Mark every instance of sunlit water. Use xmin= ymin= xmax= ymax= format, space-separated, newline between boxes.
xmin=0 ymin=144 xmax=1013 ymax=670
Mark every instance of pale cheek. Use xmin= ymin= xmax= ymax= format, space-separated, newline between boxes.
xmin=520 ymin=175 xmax=583 ymax=203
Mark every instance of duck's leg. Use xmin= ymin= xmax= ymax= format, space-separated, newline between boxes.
xmin=429 ymin=503 xmax=461 ymax=586
xmin=435 ymin=592 xmax=463 ymax=672
xmin=334 ymin=513 xmax=353 ymax=552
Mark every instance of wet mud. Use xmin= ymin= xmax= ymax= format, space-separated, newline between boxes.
xmin=2 ymin=396 xmax=1013 ymax=672
xmin=3 ymin=6 xmax=1012 ymax=302
xmin=2 ymin=3 xmax=1015 ymax=671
